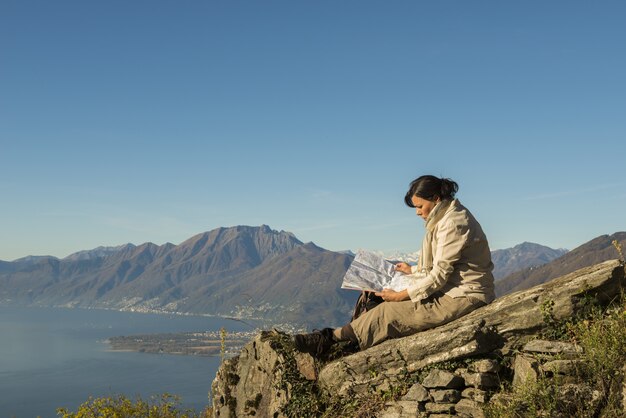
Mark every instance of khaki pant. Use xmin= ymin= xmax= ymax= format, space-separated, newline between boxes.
xmin=350 ymin=293 xmax=485 ymax=349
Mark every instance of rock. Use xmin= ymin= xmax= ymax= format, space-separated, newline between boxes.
xmin=461 ymin=387 xmax=489 ymax=403
xmin=512 ymin=354 xmax=539 ymax=387
xmin=556 ymin=383 xmax=603 ymax=415
xmin=379 ymin=400 xmax=419 ymax=418
xmin=468 ymin=359 xmax=500 ymax=374
xmin=460 ymin=371 xmax=500 ymax=389
xmin=294 ymin=351 xmax=318 ymax=380
xmin=422 ymin=369 xmax=465 ymax=389
xmin=542 ymin=359 xmax=584 ymax=376
xmin=431 ymin=389 xmax=461 ymax=403
xmin=211 ymin=330 xmax=316 ymax=418
xmin=623 ymin=363 xmax=626 ymax=416
xmin=486 ymin=392 xmax=512 ymax=406
xmin=402 ymin=383 xmax=430 ymax=402
xmin=377 ymin=408 xmax=402 ymax=418
xmin=523 ymin=339 xmax=583 ymax=357
xmin=455 ymin=398 xmax=486 ymax=418
xmin=211 ymin=260 xmax=626 ymax=417
xmin=318 ymin=260 xmax=623 ymax=396
xmin=319 ymin=320 xmax=500 ymax=396
xmin=424 ymin=402 xmax=456 ymax=414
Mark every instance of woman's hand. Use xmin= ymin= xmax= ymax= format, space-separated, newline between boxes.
xmin=394 ymin=262 xmax=412 ymax=275
xmin=375 ymin=288 xmax=410 ymax=302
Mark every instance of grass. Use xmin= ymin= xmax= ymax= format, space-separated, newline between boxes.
xmin=486 ymin=279 xmax=626 ymax=418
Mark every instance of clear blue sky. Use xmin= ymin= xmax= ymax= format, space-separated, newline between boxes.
xmin=1 ymin=1 xmax=625 ymax=261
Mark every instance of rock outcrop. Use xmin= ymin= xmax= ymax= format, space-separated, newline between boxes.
xmin=211 ymin=259 xmax=626 ymax=417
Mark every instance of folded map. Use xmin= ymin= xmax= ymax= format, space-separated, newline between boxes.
xmin=341 ymin=250 xmax=422 ymax=292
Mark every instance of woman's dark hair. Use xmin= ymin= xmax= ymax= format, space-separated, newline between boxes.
xmin=404 ymin=175 xmax=459 ymax=207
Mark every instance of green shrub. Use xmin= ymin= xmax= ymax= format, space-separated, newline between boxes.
xmin=569 ymin=301 xmax=626 ymax=416
xmin=487 ymin=288 xmax=626 ymax=417
xmin=56 ymin=393 xmax=211 ymax=418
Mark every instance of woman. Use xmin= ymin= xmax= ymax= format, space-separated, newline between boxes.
xmin=294 ymin=175 xmax=495 ymax=357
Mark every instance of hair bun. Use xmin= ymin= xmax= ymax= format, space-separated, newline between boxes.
xmin=440 ymin=177 xmax=459 ymax=199
xmin=404 ymin=175 xmax=459 ymax=207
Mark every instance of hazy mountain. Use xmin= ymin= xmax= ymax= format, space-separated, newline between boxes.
xmin=379 ymin=243 xmax=565 ymax=278
xmin=180 ymin=242 xmax=356 ymax=326
xmin=495 ymin=232 xmax=626 ymax=296
xmin=63 ymin=244 xmax=138 ymax=261
xmin=347 ymin=242 xmax=565 ymax=280
xmin=0 ymin=225 xmax=357 ymax=328
xmin=491 ymin=242 xmax=568 ymax=280
xmin=4 ymin=226 xmax=622 ymax=327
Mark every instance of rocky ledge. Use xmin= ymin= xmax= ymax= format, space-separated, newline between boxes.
xmin=211 ymin=259 xmax=626 ymax=417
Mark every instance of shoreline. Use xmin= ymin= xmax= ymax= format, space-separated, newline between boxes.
xmin=106 ymin=330 xmax=258 ymax=357
xmin=0 ymin=302 xmax=308 ymax=334
xmin=0 ymin=301 xmax=262 ymax=326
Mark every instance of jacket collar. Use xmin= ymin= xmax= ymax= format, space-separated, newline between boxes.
xmin=425 ymin=199 xmax=455 ymax=232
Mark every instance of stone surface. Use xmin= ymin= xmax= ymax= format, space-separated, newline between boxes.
xmin=211 ymin=330 xmax=311 ymax=418
xmin=424 ymin=402 xmax=456 ymax=414
xmin=556 ymin=383 xmax=603 ymax=414
xmin=379 ymin=400 xmax=419 ymax=418
xmin=460 ymin=371 xmax=500 ymax=389
xmin=512 ymin=354 xmax=539 ymax=387
xmin=623 ymin=363 xmax=626 ymax=416
xmin=319 ymin=320 xmax=500 ymax=396
xmin=211 ymin=260 xmax=625 ymax=417
xmin=461 ymin=388 xmax=489 ymax=403
xmin=431 ymin=389 xmax=461 ymax=403
xmin=402 ymin=383 xmax=430 ymax=402
xmin=468 ymin=359 xmax=500 ymax=374
xmin=523 ymin=339 xmax=583 ymax=356
xmin=422 ymin=369 xmax=465 ymax=389
xmin=294 ymin=351 xmax=318 ymax=380
xmin=542 ymin=359 xmax=584 ymax=376
xmin=319 ymin=260 xmax=623 ymax=396
xmin=455 ymin=398 xmax=486 ymax=418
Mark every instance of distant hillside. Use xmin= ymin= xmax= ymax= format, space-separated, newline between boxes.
xmin=0 ymin=225 xmax=357 ymax=328
xmin=4 ymin=227 xmax=622 ymax=327
xmin=63 ymin=244 xmax=138 ymax=261
xmin=491 ymin=242 xmax=568 ymax=280
xmin=495 ymin=232 xmax=626 ymax=296
xmin=381 ymin=244 xmax=565 ymax=279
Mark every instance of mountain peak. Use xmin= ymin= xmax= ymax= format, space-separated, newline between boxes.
xmin=496 ymin=231 xmax=626 ymax=296
xmin=491 ymin=243 xmax=569 ymax=280
xmin=0 ymin=225 xmax=355 ymax=327
xmin=64 ymin=244 xmax=136 ymax=261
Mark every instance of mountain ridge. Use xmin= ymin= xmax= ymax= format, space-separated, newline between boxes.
xmin=491 ymin=242 xmax=568 ymax=280
xmin=0 ymin=225 xmax=355 ymax=328
xmin=496 ymin=231 xmax=626 ymax=296
xmin=2 ymin=227 xmax=621 ymax=327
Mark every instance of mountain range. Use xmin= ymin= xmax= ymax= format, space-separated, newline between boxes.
xmin=491 ymin=242 xmax=568 ymax=280
xmin=2 ymin=225 xmax=623 ymax=328
xmin=0 ymin=225 xmax=356 ymax=328
xmin=495 ymin=231 xmax=626 ymax=296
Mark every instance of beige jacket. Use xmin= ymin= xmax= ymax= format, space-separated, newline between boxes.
xmin=406 ymin=199 xmax=495 ymax=304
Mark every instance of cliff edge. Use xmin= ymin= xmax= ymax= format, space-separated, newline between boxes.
xmin=212 ymin=259 xmax=626 ymax=417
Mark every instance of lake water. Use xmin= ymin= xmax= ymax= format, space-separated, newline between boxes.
xmin=0 ymin=306 xmax=257 ymax=418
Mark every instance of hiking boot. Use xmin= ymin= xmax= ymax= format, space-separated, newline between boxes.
xmin=293 ymin=328 xmax=336 ymax=358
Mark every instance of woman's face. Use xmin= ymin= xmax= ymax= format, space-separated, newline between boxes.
xmin=411 ymin=195 xmax=440 ymax=220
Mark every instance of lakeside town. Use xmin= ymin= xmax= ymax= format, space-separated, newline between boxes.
xmin=107 ymin=329 xmax=259 ymax=357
